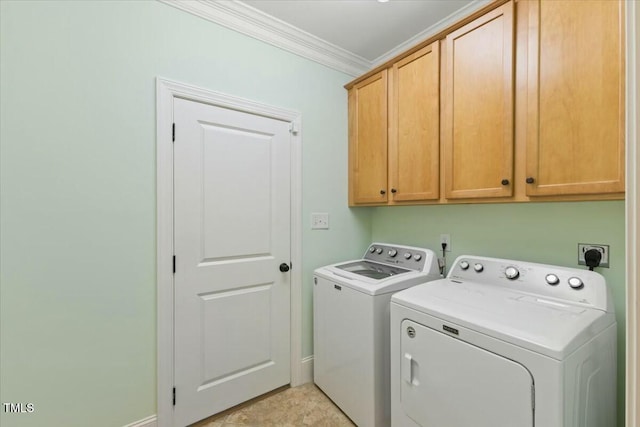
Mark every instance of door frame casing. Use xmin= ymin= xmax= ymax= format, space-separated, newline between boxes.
xmin=156 ymin=77 xmax=303 ymax=427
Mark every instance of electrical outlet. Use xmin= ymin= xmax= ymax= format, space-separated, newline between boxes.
xmin=440 ymin=234 xmax=451 ymax=252
xmin=311 ymin=213 xmax=329 ymax=230
xmin=577 ymin=243 xmax=610 ymax=268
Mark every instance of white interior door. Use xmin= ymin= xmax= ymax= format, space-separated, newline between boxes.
xmin=173 ymin=97 xmax=291 ymax=426
xmin=400 ymin=319 xmax=534 ymax=427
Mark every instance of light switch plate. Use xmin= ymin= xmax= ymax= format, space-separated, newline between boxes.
xmin=311 ymin=213 xmax=329 ymax=230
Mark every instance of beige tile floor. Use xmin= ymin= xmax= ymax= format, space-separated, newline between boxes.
xmin=190 ymin=383 xmax=356 ymax=427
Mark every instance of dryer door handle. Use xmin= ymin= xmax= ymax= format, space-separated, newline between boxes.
xmin=403 ymin=353 xmax=414 ymax=384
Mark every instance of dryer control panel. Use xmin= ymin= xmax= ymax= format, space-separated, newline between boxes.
xmin=448 ymin=256 xmax=612 ymax=312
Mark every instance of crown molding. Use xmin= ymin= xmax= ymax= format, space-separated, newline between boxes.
xmin=158 ymin=0 xmax=371 ymax=76
xmin=159 ymin=0 xmax=495 ymax=78
xmin=371 ymin=0 xmax=491 ymax=67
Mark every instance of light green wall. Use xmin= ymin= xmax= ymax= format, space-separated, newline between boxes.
xmin=0 ymin=1 xmax=630 ymax=427
xmin=370 ymin=201 xmax=626 ymax=426
xmin=0 ymin=1 xmax=370 ymax=426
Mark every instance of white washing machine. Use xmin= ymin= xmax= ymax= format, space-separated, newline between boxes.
xmin=390 ymin=255 xmax=617 ymax=427
xmin=314 ymin=243 xmax=440 ymax=427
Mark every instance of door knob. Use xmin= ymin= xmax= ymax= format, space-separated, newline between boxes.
xmin=501 ymin=179 xmax=509 ymax=186
xmin=526 ymin=177 xmax=535 ymax=184
xmin=380 ymin=189 xmax=386 ymax=195
xmin=279 ymin=263 xmax=290 ymax=272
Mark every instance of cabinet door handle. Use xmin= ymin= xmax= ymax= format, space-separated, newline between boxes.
xmin=391 ymin=188 xmax=397 ymax=193
xmin=380 ymin=189 xmax=386 ymax=195
xmin=501 ymin=179 xmax=510 ymax=186
xmin=526 ymin=177 xmax=535 ymax=184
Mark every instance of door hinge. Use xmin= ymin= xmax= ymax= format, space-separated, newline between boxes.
xmin=172 ymin=123 xmax=175 ymax=142
xmin=289 ymin=121 xmax=299 ymax=135
xmin=173 ymin=387 xmax=176 ymax=406
xmin=173 ymin=255 xmax=176 ymax=274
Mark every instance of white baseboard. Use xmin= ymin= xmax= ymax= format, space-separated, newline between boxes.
xmin=299 ymin=355 xmax=314 ymax=385
xmin=123 ymin=414 xmax=157 ymax=427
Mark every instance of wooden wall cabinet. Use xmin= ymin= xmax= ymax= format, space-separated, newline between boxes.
xmin=346 ymin=0 xmax=625 ymax=206
xmin=389 ymin=43 xmax=441 ymax=202
xmin=443 ymin=2 xmax=514 ymax=199
xmin=348 ymin=71 xmax=388 ymax=204
xmin=349 ymin=43 xmax=440 ymax=205
xmin=524 ymin=0 xmax=625 ymax=197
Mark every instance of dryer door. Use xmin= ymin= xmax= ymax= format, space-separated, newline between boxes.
xmin=400 ymin=319 xmax=534 ymax=427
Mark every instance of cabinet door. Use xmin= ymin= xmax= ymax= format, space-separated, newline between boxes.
xmin=349 ymin=70 xmax=388 ymax=205
xmin=443 ymin=2 xmax=514 ymax=199
xmin=389 ymin=42 xmax=440 ymax=202
xmin=526 ymin=0 xmax=625 ymax=196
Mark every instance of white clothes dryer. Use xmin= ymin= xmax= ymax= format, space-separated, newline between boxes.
xmin=314 ymin=243 xmax=440 ymax=427
xmin=390 ymin=255 xmax=617 ymax=427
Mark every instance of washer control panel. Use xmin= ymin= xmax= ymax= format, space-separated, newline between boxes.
xmin=447 ymin=255 xmax=610 ymax=311
xmin=364 ymin=243 xmax=430 ymax=271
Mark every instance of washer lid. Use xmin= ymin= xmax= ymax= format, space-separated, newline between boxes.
xmin=334 ymin=260 xmax=410 ymax=280
xmin=314 ymin=265 xmax=439 ymax=296
xmin=391 ymin=279 xmax=615 ymax=360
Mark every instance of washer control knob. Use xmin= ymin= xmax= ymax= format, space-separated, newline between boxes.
xmin=474 ymin=263 xmax=484 ymax=272
xmin=413 ymin=254 xmax=422 ymax=261
xmin=460 ymin=261 xmax=470 ymax=270
xmin=388 ymin=249 xmax=398 ymax=257
xmin=505 ymin=266 xmax=519 ymax=280
xmin=375 ymin=247 xmax=383 ymax=254
xmin=404 ymin=252 xmax=412 ymax=260
xmin=568 ymin=277 xmax=584 ymax=290
xmin=369 ymin=247 xmax=376 ymax=253
xmin=545 ymin=274 xmax=560 ymax=285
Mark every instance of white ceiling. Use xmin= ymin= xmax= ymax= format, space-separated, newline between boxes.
xmin=241 ymin=0 xmax=478 ymax=63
